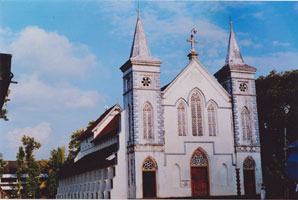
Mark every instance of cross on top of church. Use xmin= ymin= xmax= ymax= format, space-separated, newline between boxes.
xmin=187 ymin=28 xmax=198 ymax=52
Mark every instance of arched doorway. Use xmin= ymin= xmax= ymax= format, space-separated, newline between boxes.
xmin=190 ymin=148 xmax=209 ymax=196
xmin=243 ymin=157 xmax=256 ymax=197
xmin=142 ymin=157 xmax=157 ymax=198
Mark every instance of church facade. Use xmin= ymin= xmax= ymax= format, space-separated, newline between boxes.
xmin=56 ymin=11 xmax=263 ymax=199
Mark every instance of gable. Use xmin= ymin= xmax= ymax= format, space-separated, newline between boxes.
xmin=162 ymin=59 xmax=231 ymax=107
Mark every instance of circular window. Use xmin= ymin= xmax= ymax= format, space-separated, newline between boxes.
xmin=142 ymin=77 xmax=151 ymax=87
xmin=239 ymin=83 xmax=248 ymax=92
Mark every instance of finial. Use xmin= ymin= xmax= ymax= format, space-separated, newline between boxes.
xmin=137 ymin=5 xmax=141 ymax=18
xmin=229 ymin=16 xmax=232 ymax=27
xmin=187 ymin=28 xmax=198 ymax=52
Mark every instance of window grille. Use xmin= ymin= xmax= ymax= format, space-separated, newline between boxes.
xmin=143 ymin=158 xmax=157 ymax=171
xmin=243 ymin=157 xmax=255 ymax=169
xmin=191 ymin=150 xmax=208 ymax=166
xmin=241 ymin=107 xmax=252 ymax=142
xmin=143 ymin=103 xmax=153 ymax=139
xmin=207 ymin=104 xmax=216 ymax=136
xmin=177 ymin=102 xmax=187 ymax=136
xmin=191 ymin=92 xmax=203 ymax=136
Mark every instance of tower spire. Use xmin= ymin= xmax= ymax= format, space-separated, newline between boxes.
xmin=225 ymin=18 xmax=244 ymax=66
xmin=130 ymin=8 xmax=151 ymax=59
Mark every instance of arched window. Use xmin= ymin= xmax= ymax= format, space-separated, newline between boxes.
xmin=143 ymin=157 xmax=157 ymax=171
xmin=207 ymin=104 xmax=216 ymax=136
xmin=191 ymin=92 xmax=203 ymax=136
xmin=241 ymin=107 xmax=252 ymax=142
xmin=143 ymin=103 xmax=153 ymax=139
xmin=243 ymin=157 xmax=255 ymax=170
xmin=177 ymin=102 xmax=187 ymax=136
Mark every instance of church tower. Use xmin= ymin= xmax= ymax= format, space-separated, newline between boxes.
xmin=214 ymin=20 xmax=262 ymax=195
xmin=120 ymin=10 xmax=163 ymax=198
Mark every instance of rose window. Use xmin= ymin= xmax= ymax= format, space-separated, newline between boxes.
xmin=239 ymin=83 xmax=248 ymax=92
xmin=142 ymin=77 xmax=151 ymax=87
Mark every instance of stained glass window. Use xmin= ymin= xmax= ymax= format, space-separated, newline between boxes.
xmin=177 ymin=102 xmax=187 ymax=136
xmin=191 ymin=149 xmax=208 ymax=166
xmin=208 ymin=104 xmax=216 ymax=136
xmin=191 ymin=92 xmax=203 ymax=136
xmin=243 ymin=157 xmax=255 ymax=169
xmin=143 ymin=158 xmax=156 ymax=171
xmin=241 ymin=107 xmax=252 ymax=142
xmin=143 ymin=103 xmax=153 ymax=139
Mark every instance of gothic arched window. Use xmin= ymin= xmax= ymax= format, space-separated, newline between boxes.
xmin=177 ymin=102 xmax=187 ymax=136
xmin=191 ymin=92 xmax=203 ymax=136
xmin=241 ymin=107 xmax=252 ymax=142
xmin=243 ymin=157 xmax=255 ymax=170
xmin=190 ymin=149 xmax=208 ymax=167
xmin=207 ymin=104 xmax=217 ymax=136
xmin=142 ymin=157 xmax=157 ymax=171
xmin=143 ymin=103 xmax=153 ymax=139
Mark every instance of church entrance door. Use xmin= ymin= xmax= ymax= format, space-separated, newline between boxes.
xmin=243 ymin=157 xmax=256 ymax=197
xmin=142 ymin=157 xmax=157 ymax=198
xmin=142 ymin=171 xmax=156 ymax=198
xmin=190 ymin=148 xmax=209 ymax=196
xmin=191 ymin=167 xmax=209 ymax=196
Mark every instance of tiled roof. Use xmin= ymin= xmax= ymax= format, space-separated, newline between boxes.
xmin=92 ymin=113 xmax=120 ymax=144
xmin=78 ymin=105 xmax=117 ymax=141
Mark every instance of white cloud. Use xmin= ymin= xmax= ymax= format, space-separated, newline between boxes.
xmin=252 ymin=12 xmax=264 ymax=20
xmin=240 ymin=39 xmax=252 ymax=47
xmin=7 ymin=122 xmax=51 ymax=149
xmin=10 ymin=74 xmax=101 ymax=111
xmin=245 ymin=51 xmax=298 ymax=75
xmin=295 ymin=3 xmax=298 ymax=11
xmin=272 ymin=40 xmax=290 ymax=47
xmin=10 ymin=26 xmax=97 ymax=79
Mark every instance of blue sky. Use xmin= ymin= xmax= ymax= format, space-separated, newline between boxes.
xmin=0 ymin=1 xmax=297 ymax=160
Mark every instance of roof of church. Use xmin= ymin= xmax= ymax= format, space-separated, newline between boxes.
xmin=214 ymin=21 xmax=256 ymax=79
xmin=225 ymin=21 xmax=244 ymax=66
xmin=78 ymin=104 xmax=119 ymax=141
xmin=129 ymin=9 xmax=160 ymax=62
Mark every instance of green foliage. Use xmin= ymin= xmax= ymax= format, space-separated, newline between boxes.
xmin=0 ymin=152 xmax=7 ymax=178
xmin=17 ymin=135 xmax=42 ymax=199
xmin=256 ymin=69 xmax=298 ymax=198
xmin=0 ymin=89 xmax=10 ymax=121
xmin=14 ymin=147 xmax=25 ymax=198
xmin=67 ymin=128 xmax=84 ymax=161
xmin=44 ymin=147 xmax=65 ymax=198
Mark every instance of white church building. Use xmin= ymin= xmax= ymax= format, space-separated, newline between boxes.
xmin=57 ymin=11 xmax=263 ymax=199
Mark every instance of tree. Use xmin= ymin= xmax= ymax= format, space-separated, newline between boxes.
xmin=256 ymin=70 xmax=298 ymax=198
xmin=20 ymin=136 xmax=41 ymax=199
xmin=45 ymin=146 xmax=65 ymax=198
xmin=67 ymin=128 xmax=84 ymax=161
xmin=66 ymin=120 xmax=94 ymax=161
xmin=0 ymin=152 xmax=7 ymax=178
xmin=13 ymin=147 xmax=25 ymax=198
xmin=0 ymin=89 xmax=10 ymax=121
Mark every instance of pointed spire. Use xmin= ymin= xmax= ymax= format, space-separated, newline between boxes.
xmin=130 ymin=9 xmax=152 ymax=59
xmin=225 ymin=18 xmax=244 ymax=66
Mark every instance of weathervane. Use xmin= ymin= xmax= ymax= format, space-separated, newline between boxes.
xmin=187 ymin=28 xmax=198 ymax=52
